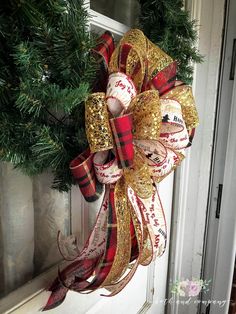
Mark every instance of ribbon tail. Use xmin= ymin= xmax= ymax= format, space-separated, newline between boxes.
xmin=136 ymin=184 xmax=167 ymax=259
xmin=57 ymin=188 xmax=108 ymax=262
xmin=92 ymin=31 xmax=115 ymax=92
xmin=42 ymin=278 xmax=68 ymax=311
xmin=100 ymin=177 xmax=132 ymax=287
xmin=43 ymin=188 xmax=110 ymax=310
xmin=73 ymin=185 xmax=118 ymax=293
xmin=101 ymin=186 xmax=150 ymax=296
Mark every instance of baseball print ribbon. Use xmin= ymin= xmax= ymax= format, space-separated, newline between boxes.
xmin=43 ymin=29 xmax=199 ymax=311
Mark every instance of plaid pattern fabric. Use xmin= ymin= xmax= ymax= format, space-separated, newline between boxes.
xmin=83 ymin=185 xmax=118 ymax=290
xmin=70 ymin=149 xmax=103 ymax=202
xmin=93 ymin=31 xmax=115 ymax=67
xmin=110 ymin=113 xmax=134 ymax=169
xmin=68 ymin=185 xmax=117 ymax=292
xmin=149 ymin=61 xmax=177 ymax=95
xmin=42 ymin=280 xmax=68 ymax=311
xmin=92 ymin=31 xmax=115 ymax=92
xmin=43 ymin=257 xmax=100 ymax=311
xmin=43 ymin=187 xmax=118 ymax=309
xmin=118 ymin=43 xmax=132 ymax=74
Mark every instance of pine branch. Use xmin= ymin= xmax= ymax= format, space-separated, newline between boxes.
xmin=138 ymin=0 xmax=203 ymax=84
xmin=0 ymin=0 xmax=96 ymax=191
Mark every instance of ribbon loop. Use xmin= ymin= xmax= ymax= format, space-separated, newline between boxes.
xmin=129 ymin=90 xmax=162 ymax=140
xmin=110 ymin=113 xmax=134 ymax=169
xmin=159 ymin=98 xmax=189 ymax=150
xmin=85 ymin=93 xmax=114 ymax=153
xmin=93 ymin=151 xmax=122 ymax=184
xmin=106 ymin=72 xmax=137 ymax=116
xmin=161 ymin=85 xmax=199 ymax=130
xmin=70 ymin=149 xmax=103 ymax=202
xmin=146 ymin=35 xmax=174 ymax=80
xmin=109 ymin=29 xmax=147 ymax=92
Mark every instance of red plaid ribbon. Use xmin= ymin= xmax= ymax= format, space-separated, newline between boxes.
xmin=110 ymin=113 xmax=134 ymax=169
xmin=93 ymin=31 xmax=115 ymax=92
xmin=118 ymin=43 xmax=132 ymax=74
xmin=149 ymin=61 xmax=177 ymax=95
xmin=43 ymin=256 xmax=100 ymax=311
xmin=70 ymin=149 xmax=103 ymax=202
xmin=43 ymin=187 xmax=118 ymax=310
xmin=94 ymin=31 xmax=115 ymax=67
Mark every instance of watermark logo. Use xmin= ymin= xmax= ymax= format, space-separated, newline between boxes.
xmin=170 ymin=278 xmax=212 ymax=297
xmin=156 ymin=278 xmax=229 ymax=308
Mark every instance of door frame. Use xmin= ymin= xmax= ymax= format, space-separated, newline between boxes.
xmin=208 ymin=58 xmax=236 ymax=314
xmin=200 ymin=0 xmax=236 ymax=312
xmin=167 ymin=0 xmax=226 ymax=313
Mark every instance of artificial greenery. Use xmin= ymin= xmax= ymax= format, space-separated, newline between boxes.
xmin=138 ymin=0 xmax=203 ymax=84
xmin=0 ymin=0 xmax=96 ymax=191
xmin=0 ymin=0 xmax=202 ymax=192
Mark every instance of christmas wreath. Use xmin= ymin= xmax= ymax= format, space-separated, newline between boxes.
xmin=42 ymin=28 xmax=199 ymax=310
xmin=0 ymin=1 xmax=202 ymax=311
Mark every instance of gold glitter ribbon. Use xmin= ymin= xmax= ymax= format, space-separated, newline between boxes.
xmin=146 ymin=36 xmax=173 ymax=79
xmin=109 ymin=29 xmax=173 ymax=93
xmin=85 ymin=93 xmax=114 ymax=152
xmin=129 ymin=90 xmax=162 ymax=140
xmin=101 ymin=177 xmax=131 ymax=286
xmin=123 ymin=148 xmax=153 ymax=199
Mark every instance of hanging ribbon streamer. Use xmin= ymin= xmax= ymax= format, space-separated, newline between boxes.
xmin=43 ymin=29 xmax=199 ymax=311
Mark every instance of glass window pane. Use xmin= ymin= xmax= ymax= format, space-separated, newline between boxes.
xmin=0 ymin=164 xmax=70 ymax=298
xmin=91 ymin=0 xmax=140 ymax=27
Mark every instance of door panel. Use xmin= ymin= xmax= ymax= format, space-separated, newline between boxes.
xmin=7 ymin=173 xmax=173 ymax=314
xmin=201 ymin=0 xmax=236 ymax=312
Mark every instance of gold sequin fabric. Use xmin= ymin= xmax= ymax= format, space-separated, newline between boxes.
xmin=124 ymin=148 xmax=153 ymax=199
xmin=102 ymin=177 xmax=131 ymax=286
xmin=109 ymin=29 xmax=173 ymax=92
xmin=109 ymin=29 xmax=146 ymax=92
xmin=146 ymin=37 xmax=173 ymax=79
xmin=129 ymin=90 xmax=162 ymax=140
xmin=85 ymin=93 xmax=114 ymax=152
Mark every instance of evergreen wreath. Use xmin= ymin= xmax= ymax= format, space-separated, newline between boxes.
xmin=0 ymin=0 xmax=202 ymax=192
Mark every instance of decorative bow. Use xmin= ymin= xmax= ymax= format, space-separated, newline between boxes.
xmin=43 ymin=29 xmax=199 ymax=311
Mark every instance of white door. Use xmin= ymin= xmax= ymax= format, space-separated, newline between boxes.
xmin=3 ymin=175 xmax=173 ymax=314
xmin=201 ymin=0 xmax=236 ymax=312
xmin=0 ymin=3 xmax=174 ymax=314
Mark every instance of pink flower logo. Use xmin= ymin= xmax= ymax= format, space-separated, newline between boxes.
xmin=185 ymin=280 xmax=202 ymax=297
xmin=170 ymin=278 xmax=211 ymax=297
